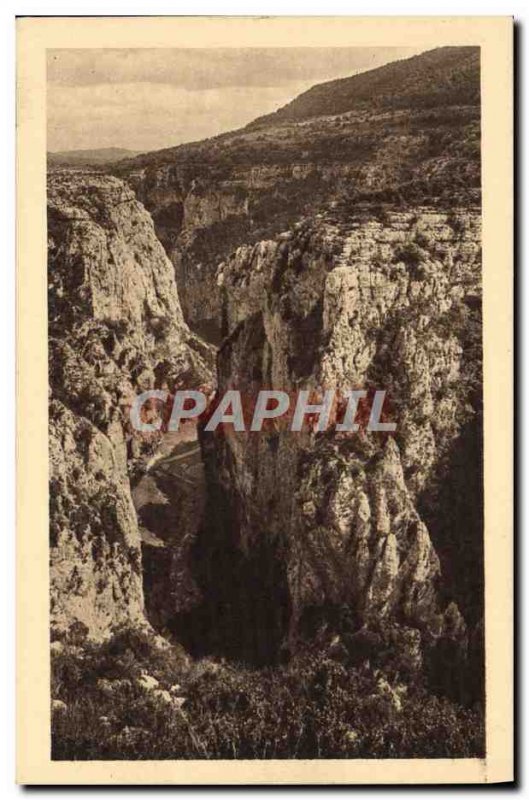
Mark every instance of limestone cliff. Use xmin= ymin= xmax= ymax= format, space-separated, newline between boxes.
xmin=47 ymin=48 xmax=485 ymax=757
xmin=196 ymin=208 xmax=482 ymax=677
xmin=48 ymin=171 xmax=212 ymax=640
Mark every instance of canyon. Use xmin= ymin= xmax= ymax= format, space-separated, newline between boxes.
xmin=48 ymin=45 xmax=484 ymax=727
xmin=192 ymin=208 xmax=482 ymax=692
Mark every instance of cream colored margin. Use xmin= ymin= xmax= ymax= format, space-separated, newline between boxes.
xmin=16 ymin=16 xmax=513 ymax=785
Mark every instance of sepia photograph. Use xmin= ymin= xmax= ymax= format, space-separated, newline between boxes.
xmin=15 ymin=15 xmax=513 ymax=785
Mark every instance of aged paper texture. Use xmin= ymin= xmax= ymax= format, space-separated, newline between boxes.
xmin=17 ymin=15 xmax=512 ymax=784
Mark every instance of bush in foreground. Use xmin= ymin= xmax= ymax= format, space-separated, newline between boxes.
xmin=51 ymin=627 xmax=484 ymax=760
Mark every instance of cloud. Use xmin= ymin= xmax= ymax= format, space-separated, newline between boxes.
xmin=47 ymin=47 xmax=419 ymax=91
xmin=47 ymin=79 xmax=315 ymax=151
xmin=46 ymin=47 xmax=423 ymax=152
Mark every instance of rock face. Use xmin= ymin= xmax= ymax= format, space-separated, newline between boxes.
xmin=49 ymin=400 xmax=145 ymax=638
xmin=196 ymin=208 xmax=482 ymax=673
xmin=48 ymin=172 xmax=212 ymax=640
xmin=114 ymin=48 xmax=480 ymax=339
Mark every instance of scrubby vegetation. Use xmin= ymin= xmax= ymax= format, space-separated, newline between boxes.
xmin=51 ymin=626 xmax=484 ymax=760
xmin=248 ymin=47 xmax=479 ymax=127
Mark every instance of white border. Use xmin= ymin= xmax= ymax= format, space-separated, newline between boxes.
xmin=5 ymin=2 xmax=523 ymax=797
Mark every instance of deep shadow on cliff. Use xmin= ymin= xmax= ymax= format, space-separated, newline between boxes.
xmin=419 ymin=414 xmax=485 ymax=706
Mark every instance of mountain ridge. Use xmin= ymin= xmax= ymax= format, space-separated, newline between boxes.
xmin=48 ymin=147 xmax=143 ymax=167
xmin=247 ymin=46 xmax=479 ymax=128
xmin=109 ymin=46 xmax=480 ymax=336
xmin=112 ymin=46 xmax=479 ymax=171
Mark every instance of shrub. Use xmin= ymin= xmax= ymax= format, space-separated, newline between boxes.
xmin=413 ymin=230 xmax=432 ymax=249
xmin=51 ymin=630 xmax=484 ymax=760
xmin=393 ymin=242 xmax=424 ymax=268
xmin=392 ymin=242 xmax=430 ymax=280
xmin=447 ymin=213 xmax=467 ymax=236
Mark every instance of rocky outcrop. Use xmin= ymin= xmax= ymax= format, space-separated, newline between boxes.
xmin=196 ymin=208 xmax=481 ymax=671
xmin=48 ymin=171 xmax=212 ymax=640
xmin=49 ymin=400 xmax=145 ymax=637
xmin=114 ymin=93 xmax=480 ymax=342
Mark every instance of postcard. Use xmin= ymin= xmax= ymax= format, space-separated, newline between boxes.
xmin=16 ymin=15 xmax=513 ymax=784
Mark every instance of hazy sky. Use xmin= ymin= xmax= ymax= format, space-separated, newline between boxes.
xmin=47 ymin=47 xmax=422 ymax=153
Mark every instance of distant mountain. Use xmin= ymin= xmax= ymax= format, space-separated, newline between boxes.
xmin=112 ymin=45 xmax=481 ymax=334
xmin=248 ymin=46 xmax=480 ymax=127
xmin=47 ymin=147 xmax=142 ymax=167
xmin=116 ymin=46 xmax=480 ymax=174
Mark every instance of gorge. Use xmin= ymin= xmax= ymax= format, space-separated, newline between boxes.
xmin=49 ymin=45 xmax=485 ymax=759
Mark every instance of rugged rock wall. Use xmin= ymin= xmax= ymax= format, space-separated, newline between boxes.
xmin=47 ymin=171 xmax=483 ymax=700
xmin=196 ymin=208 xmax=482 ymax=680
xmin=117 ymin=100 xmax=479 ymax=339
xmin=48 ymin=171 xmax=212 ymax=640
